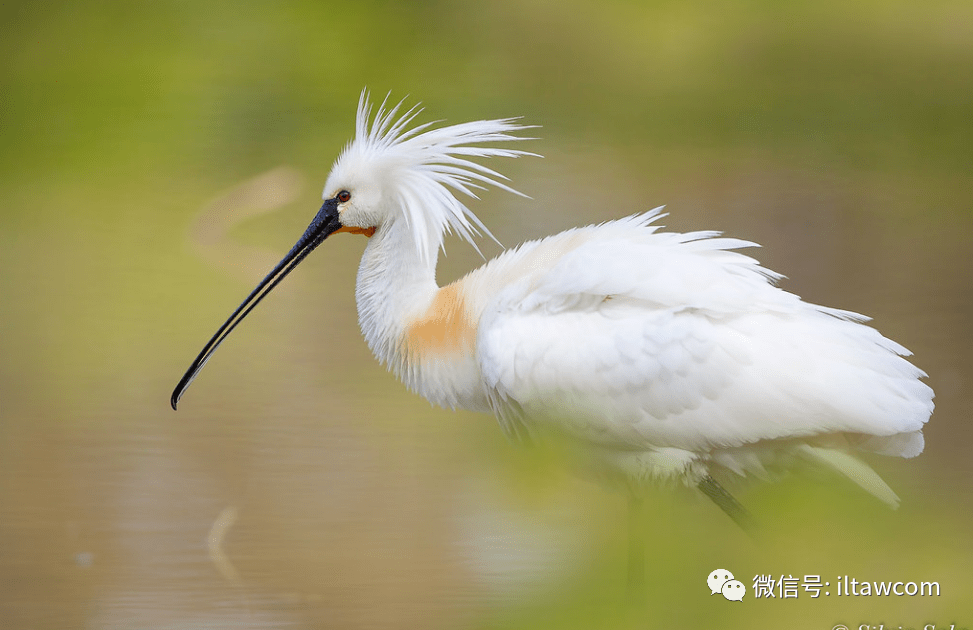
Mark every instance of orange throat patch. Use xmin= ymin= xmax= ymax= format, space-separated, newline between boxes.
xmin=334 ymin=225 xmax=377 ymax=237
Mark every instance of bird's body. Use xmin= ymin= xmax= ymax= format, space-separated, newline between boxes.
xmin=173 ymin=93 xmax=933 ymax=524
xmin=355 ymin=208 xmax=930 ymax=505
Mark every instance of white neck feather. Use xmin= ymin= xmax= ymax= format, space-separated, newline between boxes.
xmin=354 ymin=218 xmax=439 ymax=379
xmin=353 ymin=217 xmax=493 ymax=411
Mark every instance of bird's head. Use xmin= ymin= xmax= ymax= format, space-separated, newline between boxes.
xmin=170 ymin=92 xmax=535 ymax=409
xmin=320 ymin=92 xmax=536 ymax=262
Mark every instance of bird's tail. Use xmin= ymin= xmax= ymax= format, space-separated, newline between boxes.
xmin=797 ymin=445 xmax=900 ymax=508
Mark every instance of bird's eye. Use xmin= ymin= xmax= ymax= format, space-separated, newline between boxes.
xmin=336 ymin=190 xmax=351 ymax=203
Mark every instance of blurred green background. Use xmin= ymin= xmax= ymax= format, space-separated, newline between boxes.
xmin=2 ymin=1 xmax=972 ymax=628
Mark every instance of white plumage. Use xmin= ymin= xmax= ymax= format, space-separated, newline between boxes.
xmin=173 ymin=93 xmax=934 ymax=518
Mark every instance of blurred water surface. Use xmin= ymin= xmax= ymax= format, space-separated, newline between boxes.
xmin=2 ymin=1 xmax=972 ymax=628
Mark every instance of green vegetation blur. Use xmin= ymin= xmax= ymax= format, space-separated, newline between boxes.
xmin=2 ymin=1 xmax=971 ymax=628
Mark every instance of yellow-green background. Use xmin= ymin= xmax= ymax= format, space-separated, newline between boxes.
xmin=2 ymin=1 xmax=971 ymax=628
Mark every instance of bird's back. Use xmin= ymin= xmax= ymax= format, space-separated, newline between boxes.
xmin=461 ymin=211 xmax=932 ymax=497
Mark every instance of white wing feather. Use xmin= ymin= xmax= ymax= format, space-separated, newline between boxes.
xmin=474 ymin=212 xmax=933 ymax=482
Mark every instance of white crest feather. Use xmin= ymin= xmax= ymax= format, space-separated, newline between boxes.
xmin=333 ymin=91 xmax=538 ymax=264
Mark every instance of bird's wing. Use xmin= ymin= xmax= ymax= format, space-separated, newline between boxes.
xmin=475 ymin=214 xmax=933 ymax=456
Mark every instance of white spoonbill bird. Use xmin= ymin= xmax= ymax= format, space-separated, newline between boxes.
xmin=172 ymin=94 xmax=933 ymax=534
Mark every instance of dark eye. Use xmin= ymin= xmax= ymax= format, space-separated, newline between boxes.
xmin=336 ymin=190 xmax=351 ymax=203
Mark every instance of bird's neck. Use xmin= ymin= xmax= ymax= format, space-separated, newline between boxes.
xmin=354 ymin=219 xmax=440 ymax=375
xmin=354 ymin=219 xmax=490 ymax=411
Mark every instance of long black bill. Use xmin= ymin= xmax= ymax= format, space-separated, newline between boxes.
xmin=171 ymin=197 xmax=343 ymax=410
